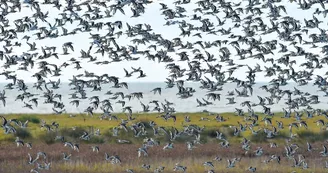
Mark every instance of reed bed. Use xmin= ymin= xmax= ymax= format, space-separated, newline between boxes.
xmin=0 ymin=143 xmax=327 ymax=173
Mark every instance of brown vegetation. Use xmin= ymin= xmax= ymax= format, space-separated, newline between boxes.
xmin=0 ymin=142 xmax=327 ymax=173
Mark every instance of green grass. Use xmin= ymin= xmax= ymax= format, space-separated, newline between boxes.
xmin=1 ymin=112 xmax=328 ymax=173
xmin=16 ymin=115 xmax=41 ymax=124
xmin=0 ymin=112 xmax=327 ymax=144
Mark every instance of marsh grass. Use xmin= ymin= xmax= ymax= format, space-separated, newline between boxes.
xmin=297 ymin=130 xmax=328 ymax=142
xmin=1 ymin=112 xmax=328 ymax=144
xmin=2 ymin=113 xmax=328 ymax=172
xmin=16 ymin=115 xmax=40 ymax=124
xmin=0 ymin=143 xmax=327 ymax=173
xmin=250 ymin=131 xmax=289 ymax=143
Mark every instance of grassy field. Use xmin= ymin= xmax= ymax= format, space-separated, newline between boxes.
xmin=1 ymin=112 xmax=328 ymax=172
xmin=1 ymin=112 xmax=327 ymax=144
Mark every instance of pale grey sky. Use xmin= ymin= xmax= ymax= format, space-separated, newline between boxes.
xmin=0 ymin=0 xmax=327 ymax=83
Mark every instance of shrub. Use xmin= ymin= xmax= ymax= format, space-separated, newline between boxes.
xmin=204 ymin=129 xmax=217 ymax=138
xmin=138 ymin=120 xmax=152 ymax=129
xmin=85 ymin=136 xmax=105 ymax=144
xmin=103 ymin=130 xmax=113 ymax=138
xmin=38 ymin=131 xmax=57 ymax=144
xmin=17 ymin=115 xmax=40 ymax=124
xmin=250 ymin=131 xmax=267 ymax=143
xmin=15 ymin=128 xmax=31 ymax=139
xmin=60 ymin=127 xmax=85 ymax=139
xmin=219 ymin=127 xmax=240 ymax=138
xmin=297 ymin=130 xmax=328 ymax=142
xmin=250 ymin=131 xmax=288 ymax=143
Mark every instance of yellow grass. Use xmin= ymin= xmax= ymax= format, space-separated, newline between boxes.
xmin=1 ymin=112 xmax=328 ymax=172
xmin=0 ymin=112 xmax=326 ymax=143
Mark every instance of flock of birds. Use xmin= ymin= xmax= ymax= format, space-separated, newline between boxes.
xmin=1 ymin=0 xmax=328 ymax=172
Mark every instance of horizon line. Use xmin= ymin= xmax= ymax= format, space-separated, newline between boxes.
xmin=0 ymin=81 xmax=306 ymax=84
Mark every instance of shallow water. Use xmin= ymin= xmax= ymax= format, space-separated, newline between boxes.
xmin=0 ymin=82 xmax=325 ymax=114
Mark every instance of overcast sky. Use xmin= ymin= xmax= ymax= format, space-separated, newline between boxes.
xmin=0 ymin=0 xmax=327 ymax=83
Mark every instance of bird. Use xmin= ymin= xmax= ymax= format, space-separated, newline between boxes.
xmin=2 ymin=0 xmax=328 ymax=172
xmin=62 ymin=153 xmax=71 ymax=161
